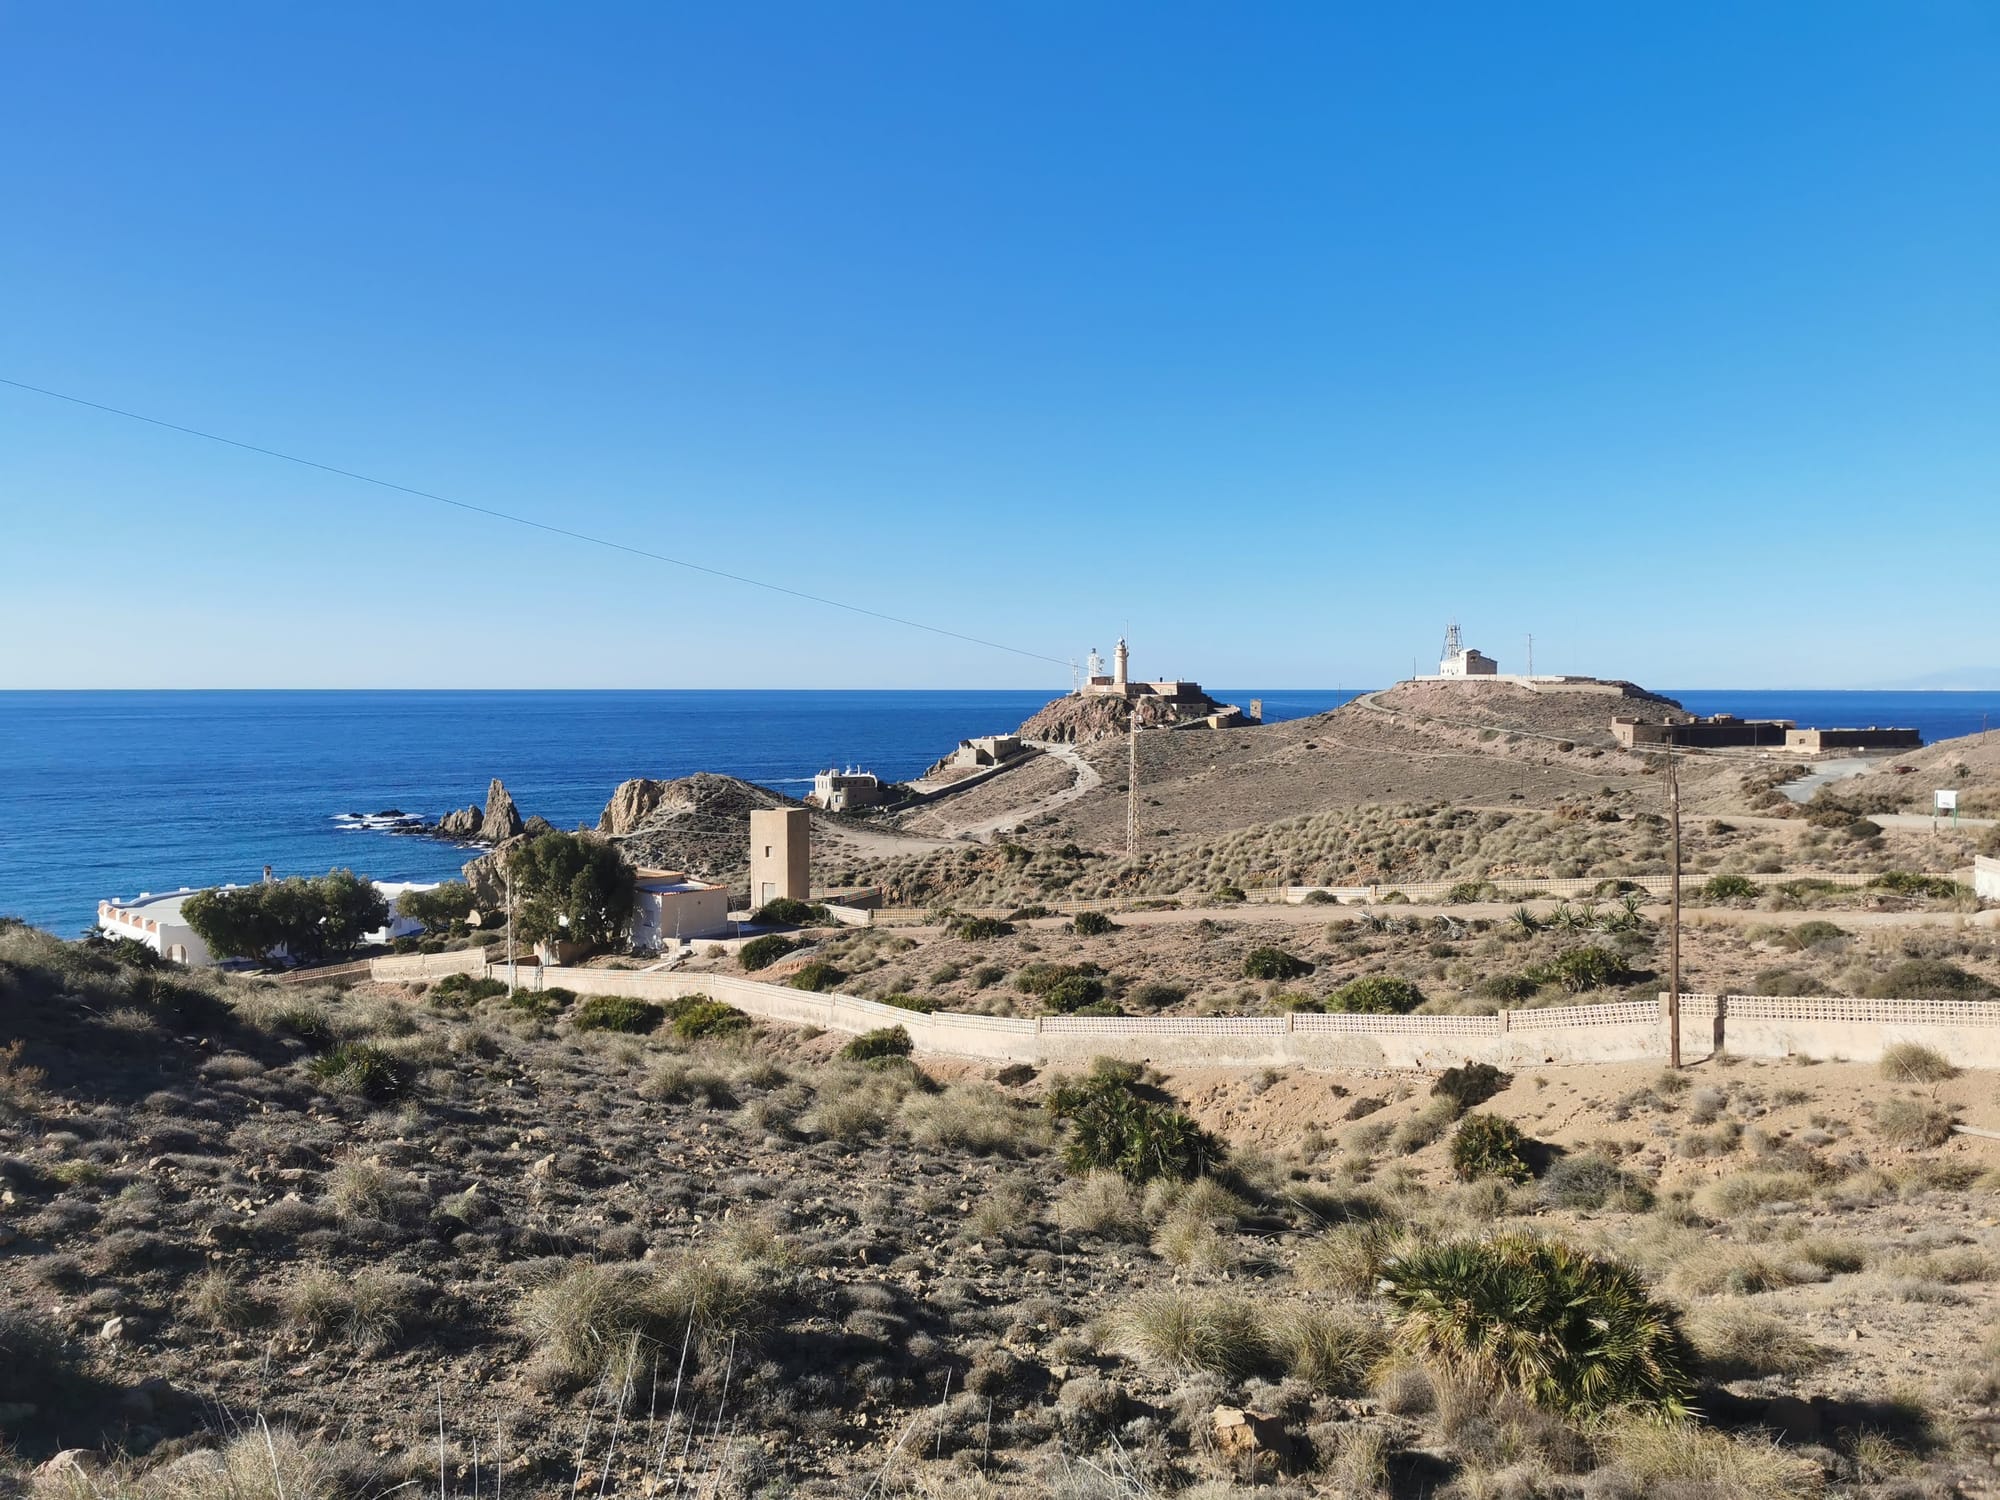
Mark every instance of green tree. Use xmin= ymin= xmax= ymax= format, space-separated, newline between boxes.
xmin=505 ymin=832 xmax=637 ymax=949
xmin=397 ymin=881 xmax=477 ymax=933
xmin=181 ymin=870 xmax=388 ymax=966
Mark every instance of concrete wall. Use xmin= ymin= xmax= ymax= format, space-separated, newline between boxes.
xmin=1975 ymin=856 xmax=1999 ymax=902
xmin=479 ymin=963 xmax=2000 ymax=1072
xmin=748 ymin=808 xmax=810 ymax=907
xmin=369 ymin=948 xmax=492 ymax=981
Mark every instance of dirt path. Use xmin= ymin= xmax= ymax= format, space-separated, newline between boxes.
xmin=951 ymin=739 xmax=1103 ymax=839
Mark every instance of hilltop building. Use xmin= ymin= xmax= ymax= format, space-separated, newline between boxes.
xmin=948 ymin=734 xmax=1023 ymax=769
xmin=808 ymin=768 xmax=886 ymax=812
xmin=1612 ymin=716 xmax=1922 ymax=753
xmin=1080 ymin=638 xmax=1207 ymax=704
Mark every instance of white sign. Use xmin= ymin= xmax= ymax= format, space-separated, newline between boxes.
xmin=1937 ymin=789 xmax=1959 ymax=812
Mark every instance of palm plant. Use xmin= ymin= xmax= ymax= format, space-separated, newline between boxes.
xmin=1379 ymin=1233 xmax=1695 ymax=1418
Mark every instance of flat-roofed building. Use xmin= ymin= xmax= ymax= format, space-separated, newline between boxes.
xmin=630 ymin=870 xmax=732 ymax=949
xmin=749 ymin=807 xmax=810 ymax=908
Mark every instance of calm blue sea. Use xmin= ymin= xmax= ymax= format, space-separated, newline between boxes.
xmin=3 ymin=688 xmax=1993 ymax=937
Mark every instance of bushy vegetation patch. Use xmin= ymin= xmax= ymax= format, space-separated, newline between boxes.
xmin=1449 ymin=1113 xmax=1532 ymax=1182
xmin=1539 ymin=1152 xmax=1654 ymax=1212
xmin=1105 ymin=1290 xmax=1272 ymax=1379
xmin=1699 ymin=874 xmax=1760 ymax=903
xmin=1381 ymin=1234 xmax=1695 ymax=1418
xmin=1867 ymin=959 xmax=1994 ymax=1001
xmin=1243 ymin=946 xmax=1313 ymax=981
xmin=431 ymin=971 xmax=509 ymax=1006
xmin=1071 ymin=910 xmax=1117 ymax=936
xmin=1015 ymin=962 xmax=1108 ymax=1013
xmin=1328 ymin=975 xmax=1426 ymax=1014
xmin=1870 ymin=872 xmax=1967 ymax=900
xmin=841 ymin=1025 xmax=914 ymax=1063
xmin=1880 ymin=1041 xmax=1958 ymax=1084
xmin=1524 ymin=945 xmax=1629 ymax=994
xmin=665 ymin=996 xmax=750 ymax=1041
xmin=184 ymin=868 xmax=388 ymax=966
xmin=951 ymin=916 xmax=1015 ymax=940
xmin=1432 ymin=1063 xmax=1510 ymax=1114
xmin=751 ymin=898 xmax=830 ymax=927
xmin=880 ymin=992 xmax=940 ymax=1013
xmin=571 ymin=995 xmax=665 ymax=1034
xmin=305 ymin=1042 xmax=405 ymax=1101
xmin=1048 ymin=1064 xmax=1224 ymax=1183
xmin=738 ymin=934 xmax=798 ymax=972
xmin=787 ymin=960 xmax=845 ymax=993
xmin=1876 ymin=1095 xmax=1956 ymax=1149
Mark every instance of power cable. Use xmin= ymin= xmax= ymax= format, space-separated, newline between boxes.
xmin=0 ymin=375 xmax=1070 ymax=669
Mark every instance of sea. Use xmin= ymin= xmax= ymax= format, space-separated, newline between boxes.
xmin=3 ymin=688 xmax=1995 ymax=938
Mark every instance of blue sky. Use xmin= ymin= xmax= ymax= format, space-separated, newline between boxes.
xmin=2 ymin=4 xmax=1994 ymax=690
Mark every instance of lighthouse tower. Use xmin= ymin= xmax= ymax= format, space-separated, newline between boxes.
xmin=1113 ymin=637 xmax=1129 ymax=689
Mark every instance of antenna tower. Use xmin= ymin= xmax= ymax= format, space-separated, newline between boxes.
xmin=1441 ymin=620 xmax=1463 ymax=661
xmin=1526 ymin=633 xmax=1534 ymax=677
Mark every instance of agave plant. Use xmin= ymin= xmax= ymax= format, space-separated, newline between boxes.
xmin=1379 ymin=1233 xmax=1696 ymax=1419
xmin=1510 ymin=906 xmax=1541 ymax=935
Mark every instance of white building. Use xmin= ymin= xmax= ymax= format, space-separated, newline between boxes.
xmin=1977 ymin=856 xmax=2000 ymax=904
xmin=98 ymin=879 xmax=441 ymax=967
xmin=1439 ymin=646 xmax=1499 ymax=677
xmin=809 ymin=768 xmax=885 ymax=812
xmin=630 ymin=870 xmax=733 ymax=951
xmin=98 ymin=889 xmax=218 ymax=966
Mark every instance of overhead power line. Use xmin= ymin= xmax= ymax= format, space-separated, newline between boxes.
xmin=0 ymin=375 xmax=1070 ymax=669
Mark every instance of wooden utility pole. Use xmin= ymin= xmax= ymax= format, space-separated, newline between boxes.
xmin=1126 ymin=711 xmax=1140 ymax=857
xmin=1667 ymin=743 xmax=1683 ymax=1068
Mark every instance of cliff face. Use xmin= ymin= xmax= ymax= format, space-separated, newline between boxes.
xmin=1016 ymin=691 xmax=1223 ymax=745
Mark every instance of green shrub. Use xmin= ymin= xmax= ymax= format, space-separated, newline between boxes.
xmin=1072 ymin=910 xmax=1116 ymax=936
xmin=880 ymin=992 xmax=940 ymax=1013
xmin=952 ymin=916 xmax=1015 ymax=940
xmin=1212 ymin=884 xmax=1248 ymax=904
xmin=751 ymin=898 xmax=830 ymax=927
xmin=1381 ymin=1233 xmax=1695 ymax=1418
xmin=665 ymin=996 xmax=750 ymax=1041
xmin=1432 ymin=1063 xmax=1510 ymax=1114
xmin=1016 ymin=962 xmax=1107 ymax=1012
xmin=738 ymin=934 xmax=798 ymax=972
xmin=1243 ymin=946 xmax=1314 ymax=981
xmin=1752 ymin=967 xmax=1818 ymax=997
xmin=1700 ymin=874 xmax=1759 ymax=903
xmin=305 ymin=1043 xmax=404 ymax=1101
xmin=1867 ymin=959 xmax=1994 ymax=1001
xmin=1870 ymin=872 xmax=1967 ymax=900
xmin=788 ymin=960 xmax=845 ymax=993
xmin=433 ymin=972 xmax=509 ymax=1005
xmin=1527 ymin=946 xmax=1628 ymax=994
xmin=1447 ymin=880 xmax=1501 ymax=904
xmin=1329 ymin=975 xmax=1426 ymax=1014
xmin=1042 ymin=974 xmax=1109 ymax=1013
xmin=506 ymin=984 xmax=574 ymax=1018
xmin=571 ymin=995 xmax=665 ymax=1034
xmin=1450 ymin=1113 xmax=1532 ymax=1182
xmin=1789 ymin=919 xmax=1847 ymax=948
xmin=841 ymin=1025 xmax=914 ymax=1063
xmin=1476 ymin=972 xmax=1538 ymax=1003
xmin=1048 ymin=1070 xmax=1224 ymax=1183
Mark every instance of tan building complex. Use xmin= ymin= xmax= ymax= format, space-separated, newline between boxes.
xmin=749 ymin=807 xmax=810 ymax=907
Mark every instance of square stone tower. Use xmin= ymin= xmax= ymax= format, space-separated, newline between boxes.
xmin=748 ymin=807 xmax=810 ymax=908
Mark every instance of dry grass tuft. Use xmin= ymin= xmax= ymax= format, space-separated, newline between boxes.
xmin=1102 ymin=1289 xmax=1272 ymax=1379
xmin=1686 ymin=1304 xmax=1832 ymax=1379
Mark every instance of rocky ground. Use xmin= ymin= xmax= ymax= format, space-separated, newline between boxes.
xmin=10 ymin=913 xmax=2000 ymax=1498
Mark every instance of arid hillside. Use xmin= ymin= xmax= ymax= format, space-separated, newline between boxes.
xmin=989 ymin=682 xmax=1748 ymax=854
xmin=8 ymin=920 xmax=2000 ymax=1498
